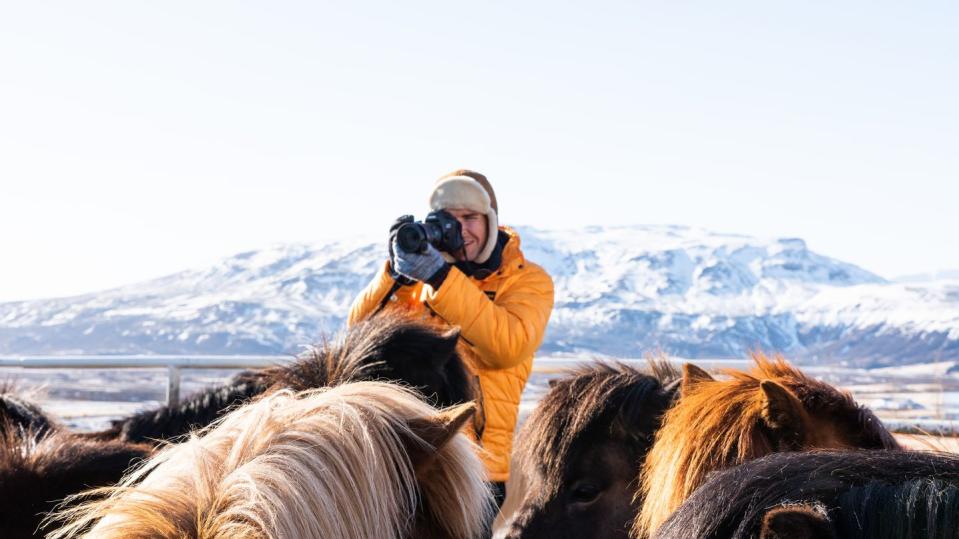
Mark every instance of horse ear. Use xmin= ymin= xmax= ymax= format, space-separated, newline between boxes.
xmin=760 ymin=504 xmax=835 ymax=539
xmin=680 ymin=363 xmax=714 ymax=396
xmin=408 ymin=401 xmax=476 ymax=452
xmin=429 ymin=327 xmax=461 ymax=369
xmin=760 ymin=380 xmax=805 ymax=433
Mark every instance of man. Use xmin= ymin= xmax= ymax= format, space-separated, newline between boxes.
xmin=348 ymin=169 xmax=554 ymax=505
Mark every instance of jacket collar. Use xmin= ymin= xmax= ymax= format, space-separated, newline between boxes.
xmin=454 ymin=226 xmax=524 ymax=280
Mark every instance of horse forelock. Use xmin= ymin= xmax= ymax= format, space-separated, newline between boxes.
xmin=47 ymin=382 xmax=490 ymax=539
xmin=516 ymin=361 xmax=678 ymax=496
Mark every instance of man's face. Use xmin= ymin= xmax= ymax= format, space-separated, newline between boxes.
xmin=445 ymin=208 xmax=488 ymax=262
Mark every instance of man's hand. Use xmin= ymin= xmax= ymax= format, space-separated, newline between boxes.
xmin=388 ymin=215 xmax=414 ymax=257
xmin=388 ymin=215 xmax=416 ymax=285
xmin=392 ymin=238 xmax=447 ymax=283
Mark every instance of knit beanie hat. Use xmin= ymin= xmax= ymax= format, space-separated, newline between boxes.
xmin=429 ymin=169 xmax=499 ymax=264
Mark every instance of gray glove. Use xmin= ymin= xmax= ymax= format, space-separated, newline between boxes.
xmin=392 ymin=238 xmax=446 ymax=283
xmin=388 ymin=215 xmax=416 ymax=285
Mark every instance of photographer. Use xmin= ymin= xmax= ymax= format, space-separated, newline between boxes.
xmin=348 ymin=169 xmax=554 ymax=506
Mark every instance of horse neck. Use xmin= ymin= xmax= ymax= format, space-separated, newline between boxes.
xmin=114 ymin=376 xmax=268 ymax=444
xmin=636 ymin=380 xmax=773 ymax=537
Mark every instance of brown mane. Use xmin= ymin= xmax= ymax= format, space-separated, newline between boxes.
xmin=633 ymin=353 xmax=898 ymax=537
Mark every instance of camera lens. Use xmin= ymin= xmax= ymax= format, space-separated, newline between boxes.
xmin=396 ymin=223 xmax=427 ymax=253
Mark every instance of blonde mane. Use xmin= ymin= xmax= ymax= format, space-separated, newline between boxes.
xmin=47 ymin=382 xmax=492 ymax=539
xmin=633 ymin=353 xmax=896 ymax=537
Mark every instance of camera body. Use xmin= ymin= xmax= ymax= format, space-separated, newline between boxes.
xmin=395 ymin=210 xmax=464 ymax=254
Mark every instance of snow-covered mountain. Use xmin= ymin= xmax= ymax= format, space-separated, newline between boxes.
xmin=2 ymin=225 xmax=957 ymax=367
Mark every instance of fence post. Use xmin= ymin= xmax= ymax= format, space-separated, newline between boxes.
xmin=166 ymin=366 xmax=181 ymax=407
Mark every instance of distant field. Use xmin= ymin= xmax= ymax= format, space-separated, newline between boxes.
xmin=2 ymin=357 xmax=959 ymax=433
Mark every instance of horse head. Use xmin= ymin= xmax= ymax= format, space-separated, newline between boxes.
xmin=503 ymin=361 xmax=678 ymax=538
xmin=308 ymin=312 xmax=474 ymax=409
xmin=635 ymin=353 xmax=898 ymax=537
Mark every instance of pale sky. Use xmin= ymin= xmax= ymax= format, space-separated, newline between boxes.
xmin=1 ymin=1 xmax=956 ymax=302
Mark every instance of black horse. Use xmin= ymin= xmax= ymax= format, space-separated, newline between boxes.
xmin=502 ymin=361 xmax=679 ymax=538
xmin=91 ymin=313 xmax=475 ymax=444
xmin=655 ymin=449 xmax=959 ymax=539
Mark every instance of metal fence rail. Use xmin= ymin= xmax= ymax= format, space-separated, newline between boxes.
xmin=0 ymin=355 xmax=293 ymax=407
xmin=12 ymin=356 xmax=955 ymax=435
xmin=0 ymin=355 xmax=753 ymax=407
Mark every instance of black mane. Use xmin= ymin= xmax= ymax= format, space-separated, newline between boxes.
xmin=91 ymin=372 xmax=268 ymax=443
xmin=267 ymin=311 xmax=472 ymax=407
xmin=656 ymin=449 xmax=959 ymax=539
xmin=99 ymin=313 xmax=473 ymax=444
xmin=0 ymin=383 xmax=57 ymax=439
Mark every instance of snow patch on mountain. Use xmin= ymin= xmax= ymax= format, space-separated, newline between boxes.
xmin=1 ymin=225 xmax=957 ymax=367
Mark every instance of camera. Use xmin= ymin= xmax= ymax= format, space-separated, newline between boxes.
xmin=395 ymin=210 xmax=464 ymax=254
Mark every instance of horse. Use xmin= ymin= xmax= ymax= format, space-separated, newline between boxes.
xmin=91 ymin=312 xmax=474 ymax=444
xmin=633 ymin=353 xmax=900 ymax=537
xmin=0 ymin=382 xmax=56 ymax=438
xmin=2 ymin=384 xmax=153 ymax=536
xmin=0 ymin=420 xmax=152 ymax=537
xmin=501 ymin=361 xmax=679 ymax=538
xmin=46 ymin=382 xmax=494 ymax=539
xmin=654 ymin=449 xmax=959 ymax=539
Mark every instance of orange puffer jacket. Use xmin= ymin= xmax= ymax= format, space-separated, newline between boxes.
xmin=348 ymin=226 xmax=554 ymax=482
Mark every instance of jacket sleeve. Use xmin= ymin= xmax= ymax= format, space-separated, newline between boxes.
xmin=424 ymin=264 xmax=554 ymax=369
xmin=348 ymin=261 xmax=418 ymax=325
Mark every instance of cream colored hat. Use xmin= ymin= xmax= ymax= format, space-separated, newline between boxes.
xmin=430 ymin=170 xmax=499 ymax=264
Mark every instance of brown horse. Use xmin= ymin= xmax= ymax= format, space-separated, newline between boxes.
xmin=47 ymin=383 xmax=493 ymax=539
xmin=502 ymin=361 xmax=679 ymax=538
xmin=633 ymin=354 xmax=899 ymax=537
xmin=91 ymin=312 xmax=475 ymax=445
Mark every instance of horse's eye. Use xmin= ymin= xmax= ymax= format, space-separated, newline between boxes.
xmin=570 ymin=483 xmax=600 ymax=504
